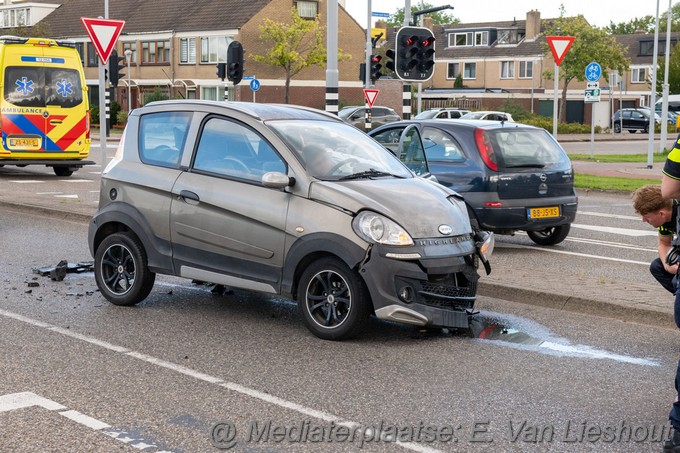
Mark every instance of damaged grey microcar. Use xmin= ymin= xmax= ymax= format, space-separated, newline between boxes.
xmin=88 ymin=100 xmax=494 ymax=340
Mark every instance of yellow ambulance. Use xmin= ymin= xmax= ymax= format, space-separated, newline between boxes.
xmin=0 ymin=36 xmax=91 ymax=176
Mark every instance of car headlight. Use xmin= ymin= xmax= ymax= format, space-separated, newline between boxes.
xmin=476 ymin=231 xmax=495 ymax=261
xmin=352 ymin=211 xmax=413 ymax=246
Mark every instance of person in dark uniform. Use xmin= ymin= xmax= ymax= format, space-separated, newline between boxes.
xmin=633 ymin=185 xmax=679 ymax=295
xmin=660 ymin=137 xmax=680 ymax=452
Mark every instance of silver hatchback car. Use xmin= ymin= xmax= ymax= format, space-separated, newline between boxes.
xmin=88 ymin=100 xmax=493 ymax=340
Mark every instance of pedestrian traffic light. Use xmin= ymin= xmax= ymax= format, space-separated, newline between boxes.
xmin=108 ymin=50 xmax=125 ymax=87
xmin=394 ymin=26 xmax=436 ymax=82
xmin=369 ymin=54 xmax=382 ymax=83
xmin=226 ymin=41 xmax=244 ymax=85
xmin=216 ymin=62 xmax=226 ymax=81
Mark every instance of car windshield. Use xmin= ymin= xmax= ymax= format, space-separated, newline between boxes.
xmin=415 ymin=110 xmax=438 ymax=119
xmin=461 ymin=112 xmax=484 ymax=119
xmin=337 ymin=107 xmax=359 ymax=119
xmin=268 ymin=120 xmax=412 ymax=181
xmin=486 ymin=128 xmax=570 ymax=169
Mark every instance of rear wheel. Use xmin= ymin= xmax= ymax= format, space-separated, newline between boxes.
xmin=297 ymin=257 xmax=370 ymax=341
xmin=94 ymin=232 xmax=156 ymax=306
xmin=527 ymin=224 xmax=571 ymax=246
xmin=629 ymin=130 xmax=637 ymax=134
xmin=613 ymin=123 xmax=621 ymax=133
xmin=53 ymin=166 xmax=73 ymax=177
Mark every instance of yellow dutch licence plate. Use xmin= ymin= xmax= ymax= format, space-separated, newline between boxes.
xmin=528 ymin=206 xmax=560 ymax=219
xmin=8 ymin=137 xmax=41 ymax=150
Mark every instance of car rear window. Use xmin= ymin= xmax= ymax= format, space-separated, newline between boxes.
xmin=486 ymin=129 xmax=570 ymax=169
xmin=5 ymin=66 xmax=83 ymax=108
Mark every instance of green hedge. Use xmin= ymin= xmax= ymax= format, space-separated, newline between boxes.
xmin=522 ymin=115 xmax=602 ymax=134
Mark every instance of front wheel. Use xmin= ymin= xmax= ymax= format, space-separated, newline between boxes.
xmin=297 ymin=257 xmax=370 ymax=341
xmin=527 ymin=224 xmax=571 ymax=246
xmin=94 ymin=232 xmax=156 ymax=306
xmin=613 ymin=123 xmax=621 ymax=133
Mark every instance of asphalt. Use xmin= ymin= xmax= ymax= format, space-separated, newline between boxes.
xmin=2 ymin=132 xmax=676 ymax=331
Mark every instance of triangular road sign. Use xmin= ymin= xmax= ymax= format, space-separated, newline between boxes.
xmin=363 ymin=89 xmax=379 ymax=108
xmin=81 ymin=17 xmax=125 ymax=64
xmin=546 ymin=36 xmax=575 ymax=66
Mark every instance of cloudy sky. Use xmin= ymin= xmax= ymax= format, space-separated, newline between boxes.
xmin=344 ymin=1 xmax=670 ymax=29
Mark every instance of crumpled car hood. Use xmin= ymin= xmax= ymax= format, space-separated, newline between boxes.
xmin=309 ymin=177 xmax=472 ymax=239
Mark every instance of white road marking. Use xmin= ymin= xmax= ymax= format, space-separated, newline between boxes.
xmin=54 ymin=194 xmax=79 ymax=199
xmin=0 ymin=391 xmax=171 ymax=452
xmin=0 ymin=308 xmax=441 ymax=453
xmin=9 ymin=180 xmax=44 ymax=184
xmin=570 ymin=223 xmax=657 ymax=237
xmin=563 ymin=236 xmax=656 ymax=253
xmin=36 ymin=191 xmax=63 ymax=195
xmin=578 ymin=211 xmax=640 ymax=221
xmin=89 ymin=171 xmax=102 ymax=175
xmin=59 ymin=179 xmax=92 ymax=183
xmin=498 ymin=243 xmax=650 ymax=266
xmin=59 ymin=410 xmax=111 ymax=430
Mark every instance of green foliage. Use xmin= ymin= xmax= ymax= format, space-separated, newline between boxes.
xmin=453 ymin=74 xmax=464 ymax=88
xmin=521 ymin=114 xmax=601 ymax=134
xmin=387 ymin=3 xmax=458 ymax=27
xmin=144 ymin=87 xmax=169 ymax=105
xmin=90 ymin=105 xmax=99 ymax=125
xmin=497 ymin=98 xmax=530 ymax=121
xmin=543 ymin=14 xmax=629 ymax=123
xmin=574 ymin=174 xmax=660 ymax=192
xmin=569 ymin=152 xmax=668 ymax=163
xmin=116 ymin=109 xmax=128 ymax=125
xmin=606 ymin=16 xmax=655 ymax=34
xmin=254 ymin=8 xmax=348 ymax=104
xmin=656 ymin=42 xmax=680 ymax=95
xmin=109 ymin=100 xmax=121 ymax=126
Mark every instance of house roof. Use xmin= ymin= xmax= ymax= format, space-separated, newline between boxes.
xmin=39 ymin=0 xmax=272 ymax=38
xmin=613 ymin=32 xmax=680 ymax=65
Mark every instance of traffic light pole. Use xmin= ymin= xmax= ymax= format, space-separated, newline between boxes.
xmin=403 ymin=0 xmax=411 ymax=120
xmin=325 ymin=0 xmax=339 ymax=114
xmin=364 ymin=0 xmax=372 ymax=131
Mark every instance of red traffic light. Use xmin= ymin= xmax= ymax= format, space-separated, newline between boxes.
xmin=371 ymin=55 xmax=382 ymax=64
xmin=421 ymin=36 xmax=435 ymax=47
xmin=404 ymin=35 xmax=419 ymax=46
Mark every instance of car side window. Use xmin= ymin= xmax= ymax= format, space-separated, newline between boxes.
xmin=371 ymin=127 xmax=406 ymax=156
xmin=139 ymin=111 xmax=191 ymax=168
xmin=193 ymin=117 xmax=285 ymax=182
xmin=436 ymin=112 xmax=448 ymax=118
xmin=632 ymin=111 xmax=644 ymax=119
xmin=422 ymin=126 xmax=465 ymax=162
xmin=622 ymin=111 xmax=632 ymax=119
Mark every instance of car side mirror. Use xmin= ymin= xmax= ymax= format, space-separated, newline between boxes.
xmin=262 ymin=172 xmax=293 ymax=189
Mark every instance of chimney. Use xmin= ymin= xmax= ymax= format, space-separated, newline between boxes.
xmin=375 ymin=19 xmax=387 ymax=29
xmin=526 ymin=10 xmax=540 ymax=40
xmin=423 ymin=16 xmax=433 ymax=31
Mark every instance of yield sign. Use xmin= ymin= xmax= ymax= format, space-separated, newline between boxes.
xmin=546 ymin=36 xmax=575 ymax=66
xmin=80 ymin=17 xmax=125 ymax=64
xmin=363 ymin=89 xmax=379 ymax=108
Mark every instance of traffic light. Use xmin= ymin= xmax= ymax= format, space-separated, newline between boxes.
xmin=216 ymin=62 xmax=226 ymax=81
xmin=385 ymin=48 xmax=396 ymax=73
xmin=394 ymin=26 xmax=436 ymax=82
xmin=108 ymin=50 xmax=126 ymax=87
xmin=226 ymin=41 xmax=244 ymax=85
xmin=369 ymin=54 xmax=382 ymax=83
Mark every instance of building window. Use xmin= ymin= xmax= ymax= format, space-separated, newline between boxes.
xmin=497 ymin=29 xmax=521 ymax=45
xmin=87 ymin=42 xmax=99 ymax=67
xmin=180 ymin=38 xmax=196 ymax=64
xmin=142 ymin=40 xmax=170 ymax=64
xmin=123 ymin=42 xmax=137 ymax=64
xmin=200 ymin=86 xmax=233 ymax=101
xmin=475 ymin=31 xmax=488 ymax=46
xmin=500 ymin=61 xmax=515 ymax=79
xmin=1 ymin=8 xmax=30 ymax=28
xmin=200 ymin=36 xmax=229 ymax=63
xmin=75 ymin=42 xmax=85 ymax=66
xmin=631 ymin=67 xmax=647 ymax=83
xmin=296 ymin=1 xmax=317 ymax=18
xmin=463 ymin=62 xmax=476 ymax=79
xmin=447 ymin=62 xmax=460 ymax=79
xmin=450 ymin=32 xmax=472 ymax=47
xmin=519 ymin=61 xmax=533 ymax=79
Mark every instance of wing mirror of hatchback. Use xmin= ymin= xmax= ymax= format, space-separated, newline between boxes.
xmin=262 ymin=172 xmax=294 ymax=189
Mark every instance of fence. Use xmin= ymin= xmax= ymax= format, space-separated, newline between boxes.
xmin=414 ymin=98 xmax=482 ymax=112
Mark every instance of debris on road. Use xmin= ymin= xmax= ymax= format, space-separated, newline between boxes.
xmin=32 ymin=260 xmax=94 ymax=281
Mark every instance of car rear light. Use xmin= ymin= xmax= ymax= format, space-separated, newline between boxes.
xmin=474 ymin=128 xmax=498 ymax=171
xmin=484 ymin=202 xmax=502 ymax=208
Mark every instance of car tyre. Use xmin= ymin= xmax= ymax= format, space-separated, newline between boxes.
xmin=53 ymin=166 xmax=73 ymax=177
xmin=527 ymin=224 xmax=571 ymax=246
xmin=629 ymin=130 xmax=637 ymax=134
xmin=298 ymin=257 xmax=370 ymax=341
xmin=613 ymin=123 xmax=621 ymax=133
xmin=94 ymin=232 xmax=156 ymax=306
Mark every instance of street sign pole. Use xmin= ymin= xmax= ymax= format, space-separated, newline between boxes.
xmin=552 ymin=63 xmax=559 ymax=137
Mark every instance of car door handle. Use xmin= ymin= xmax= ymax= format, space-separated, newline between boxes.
xmin=179 ymin=190 xmax=199 ymax=203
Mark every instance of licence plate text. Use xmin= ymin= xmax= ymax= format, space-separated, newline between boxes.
xmin=528 ymin=206 xmax=560 ymax=219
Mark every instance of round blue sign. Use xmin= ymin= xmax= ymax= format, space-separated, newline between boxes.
xmin=250 ymin=79 xmax=260 ymax=92
xmin=585 ymin=62 xmax=602 ymax=82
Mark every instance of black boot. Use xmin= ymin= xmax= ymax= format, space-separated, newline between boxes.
xmin=664 ymin=428 xmax=680 ymax=452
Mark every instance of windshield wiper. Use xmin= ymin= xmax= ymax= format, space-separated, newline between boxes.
xmin=338 ymin=169 xmax=404 ymax=180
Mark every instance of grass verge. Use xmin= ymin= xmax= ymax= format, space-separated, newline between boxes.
xmin=569 ymin=153 xmax=668 ymax=163
xmin=575 ymin=173 xmax=661 ymax=192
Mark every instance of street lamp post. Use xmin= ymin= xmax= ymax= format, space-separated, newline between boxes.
xmin=124 ymin=49 xmax=132 ymax=113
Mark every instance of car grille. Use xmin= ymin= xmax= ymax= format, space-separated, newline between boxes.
xmin=419 ymin=280 xmax=476 ymax=311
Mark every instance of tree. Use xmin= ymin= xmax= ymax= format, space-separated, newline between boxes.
xmin=254 ymin=8 xmax=340 ymax=104
xmin=606 ymin=16 xmax=655 ymax=34
xmin=656 ymin=42 xmax=680 ymax=95
xmin=453 ymin=74 xmax=464 ymax=88
xmin=387 ymin=2 xmax=458 ymax=27
xmin=543 ymin=14 xmax=629 ymax=123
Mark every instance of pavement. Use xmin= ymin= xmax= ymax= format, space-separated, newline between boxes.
xmin=1 ymin=131 xmax=677 ymax=332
